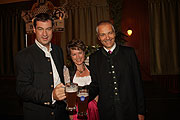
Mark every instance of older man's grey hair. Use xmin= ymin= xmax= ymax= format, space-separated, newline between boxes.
xmin=96 ymin=20 xmax=115 ymax=34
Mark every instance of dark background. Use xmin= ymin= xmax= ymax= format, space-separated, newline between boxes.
xmin=0 ymin=0 xmax=179 ymax=120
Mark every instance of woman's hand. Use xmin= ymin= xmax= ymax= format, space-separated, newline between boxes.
xmin=94 ymin=96 xmax=99 ymax=102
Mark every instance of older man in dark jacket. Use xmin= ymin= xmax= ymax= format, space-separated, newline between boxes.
xmin=89 ymin=20 xmax=145 ymax=120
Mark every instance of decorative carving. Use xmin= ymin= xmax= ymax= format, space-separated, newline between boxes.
xmin=21 ymin=0 xmax=68 ymax=33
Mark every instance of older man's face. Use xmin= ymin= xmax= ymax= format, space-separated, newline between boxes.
xmin=97 ymin=23 xmax=116 ymax=50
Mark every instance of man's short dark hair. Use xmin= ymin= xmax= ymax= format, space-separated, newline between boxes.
xmin=33 ymin=13 xmax=54 ymax=28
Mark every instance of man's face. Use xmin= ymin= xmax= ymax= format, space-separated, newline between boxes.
xmin=97 ymin=23 xmax=116 ymax=50
xmin=33 ymin=20 xmax=53 ymax=49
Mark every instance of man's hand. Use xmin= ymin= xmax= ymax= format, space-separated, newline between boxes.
xmin=138 ymin=114 xmax=144 ymax=120
xmin=52 ymin=83 xmax=66 ymax=101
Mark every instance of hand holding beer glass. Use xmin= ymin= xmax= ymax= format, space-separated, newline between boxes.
xmin=65 ymin=83 xmax=78 ymax=114
xmin=77 ymin=86 xmax=89 ymax=119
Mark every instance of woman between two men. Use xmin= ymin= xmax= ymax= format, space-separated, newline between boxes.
xmin=64 ymin=39 xmax=99 ymax=120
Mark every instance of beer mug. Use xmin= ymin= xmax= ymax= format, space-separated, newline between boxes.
xmin=77 ymin=87 xmax=89 ymax=119
xmin=65 ymin=83 xmax=78 ymax=114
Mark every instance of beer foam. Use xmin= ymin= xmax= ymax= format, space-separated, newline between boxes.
xmin=66 ymin=87 xmax=78 ymax=92
xmin=77 ymin=93 xmax=89 ymax=97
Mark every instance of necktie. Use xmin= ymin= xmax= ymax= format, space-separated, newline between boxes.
xmin=108 ymin=50 xmax=112 ymax=54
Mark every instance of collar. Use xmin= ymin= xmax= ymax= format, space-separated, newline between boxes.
xmin=101 ymin=44 xmax=119 ymax=57
xmin=35 ymin=39 xmax=52 ymax=53
xmin=103 ymin=42 xmax=116 ymax=53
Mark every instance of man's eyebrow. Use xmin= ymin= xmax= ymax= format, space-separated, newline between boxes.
xmin=47 ymin=27 xmax=53 ymax=29
xmin=36 ymin=27 xmax=52 ymax=29
xmin=36 ymin=26 xmax=43 ymax=29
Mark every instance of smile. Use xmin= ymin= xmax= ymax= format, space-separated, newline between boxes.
xmin=42 ymin=37 xmax=48 ymax=40
xmin=104 ymin=38 xmax=113 ymax=43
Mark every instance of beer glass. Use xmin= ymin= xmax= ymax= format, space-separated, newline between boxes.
xmin=77 ymin=87 xmax=89 ymax=119
xmin=65 ymin=83 xmax=78 ymax=114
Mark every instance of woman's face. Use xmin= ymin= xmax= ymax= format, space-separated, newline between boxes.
xmin=70 ymin=48 xmax=85 ymax=65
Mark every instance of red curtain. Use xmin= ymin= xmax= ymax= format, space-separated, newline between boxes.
xmin=121 ymin=0 xmax=151 ymax=81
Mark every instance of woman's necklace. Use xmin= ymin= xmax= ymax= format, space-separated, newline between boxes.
xmin=77 ymin=65 xmax=85 ymax=74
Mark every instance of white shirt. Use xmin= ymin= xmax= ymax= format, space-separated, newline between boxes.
xmin=73 ymin=74 xmax=92 ymax=86
xmin=103 ymin=42 xmax=116 ymax=53
xmin=73 ymin=66 xmax=91 ymax=86
xmin=35 ymin=40 xmax=61 ymax=103
xmin=63 ymin=66 xmax=91 ymax=86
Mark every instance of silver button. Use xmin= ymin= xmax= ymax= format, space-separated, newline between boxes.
xmin=51 ymin=112 xmax=54 ymax=115
xmin=115 ymin=87 xmax=117 ymax=90
xmin=112 ymin=66 xmax=114 ymax=68
xmin=112 ymin=71 xmax=115 ymax=73
xmin=113 ymin=76 xmax=116 ymax=79
xmin=44 ymin=102 xmax=50 ymax=105
xmin=115 ymin=93 xmax=118 ymax=95
xmin=114 ymin=82 xmax=117 ymax=84
xmin=109 ymin=71 xmax=111 ymax=74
